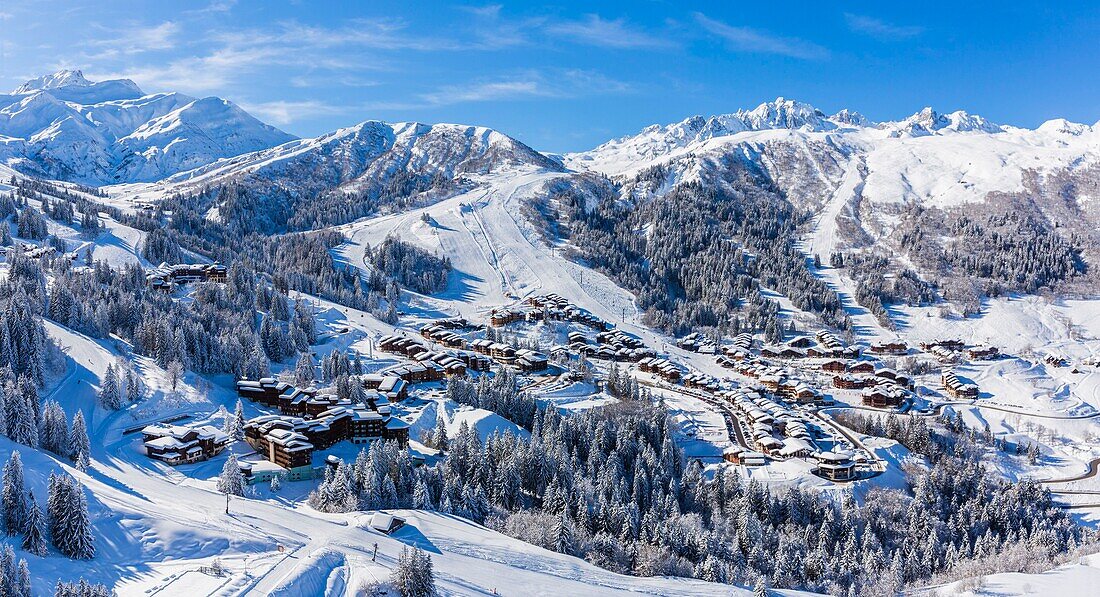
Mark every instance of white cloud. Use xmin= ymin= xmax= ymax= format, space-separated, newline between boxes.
xmin=547 ymin=14 xmax=670 ymax=49
xmin=694 ymin=13 xmax=829 ymax=60
xmin=238 ymin=99 xmax=348 ymax=125
xmin=418 ymin=69 xmax=632 ymax=107
xmin=86 ymin=21 xmax=180 ymax=58
xmin=844 ymin=13 xmax=924 ymax=40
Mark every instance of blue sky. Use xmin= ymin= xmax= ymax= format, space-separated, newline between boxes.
xmin=0 ymin=1 xmax=1098 ymax=151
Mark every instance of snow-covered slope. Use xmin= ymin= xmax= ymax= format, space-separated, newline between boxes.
xmin=0 ymin=70 xmax=295 ymax=184
xmin=147 ymin=119 xmax=562 ymax=196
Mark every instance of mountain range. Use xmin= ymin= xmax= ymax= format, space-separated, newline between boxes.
xmin=4 ymin=70 xmax=1100 ymax=282
xmin=0 ymin=69 xmax=294 ymax=184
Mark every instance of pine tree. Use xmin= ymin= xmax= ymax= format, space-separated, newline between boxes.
xmin=1 ymin=452 xmax=27 ymax=535
xmin=391 ymin=546 xmax=437 ymax=597
xmin=125 ymin=368 xmax=142 ymax=403
xmin=232 ymin=399 xmax=245 ymax=440
xmin=431 ymin=414 xmax=448 ymax=451
xmin=9 ymin=392 xmax=37 ymax=447
xmin=15 ymin=559 xmax=29 ymax=597
xmin=217 ymin=454 xmax=245 ymax=496
xmin=21 ymin=492 xmax=47 ymax=556
xmin=295 ymin=352 xmax=315 ymax=387
xmin=553 ymin=509 xmax=575 ymax=555
xmin=98 ymin=364 xmax=122 ymax=410
xmin=413 ymin=478 xmax=433 ymax=510
xmin=0 ymin=545 xmax=15 ymax=596
xmin=70 ymin=411 xmax=90 ymax=470
xmin=47 ymin=475 xmax=94 ymax=559
xmin=270 ymin=474 xmax=281 ymax=494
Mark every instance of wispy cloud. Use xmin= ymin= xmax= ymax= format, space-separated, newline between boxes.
xmin=694 ymin=13 xmax=829 ymax=60
xmin=85 ymin=21 xmax=180 ymax=58
xmin=418 ymin=69 xmax=632 ymax=107
xmin=91 ymin=45 xmax=283 ymax=94
xmin=844 ymin=13 xmax=923 ymax=40
xmin=547 ymin=14 xmax=670 ymax=49
xmin=238 ymin=99 xmax=349 ymax=125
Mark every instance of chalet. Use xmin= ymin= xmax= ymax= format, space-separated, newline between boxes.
xmin=242 ymin=402 xmax=409 ymax=481
xmin=787 ymin=337 xmax=813 ymax=349
xmin=942 ymin=369 xmax=979 ymax=399
xmin=791 ymin=383 xmax=821 ymax=404
xmin=869 ymin=341 xmax=907 ymax=355
xmin=967 ymin=345 xmax=999 ymax=360
xmin=1045 ymin=354 xmax=1068 ymax=368
xmin=514 ymin=349 xmax=549 ymax=372
xmin=816 ymin=331 xmax=843 ymax=350
xmin=777 ymin=437 xmax=814 ymax=459
xmin=361 ymin=374 xmax=409 ymax=401
xmin=920 ymin=339 xmax=965 ymax=352
xmin=381 ymin=361 xmax=446 ymax=383
xmin=833 ymin=374 xmax=872 ymax=390
xmin=861 ymin=384 xmax=905 ymax=408
xmin=820 ymin=359 xmax=848 ymax=373
xmin=847 ymin=361 xmax=875 ymax=374
xmin=722 ymin=446 xmax=767 ymax=466
xmin=755 ymin=436 xmax=783 ymax=455
xmin=368 ymin=512 xmax=407 ymax=535
xmin=815 ymin=451 xmax=856 ymax=481
xmin=142 ymin=424 xmax=230 ymax=465
xmin=489 ymin=308 xmax=525 ymax=327
xmin=874 ymin=368 xmax=898 ymax=381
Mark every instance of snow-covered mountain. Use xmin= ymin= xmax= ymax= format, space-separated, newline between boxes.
xmin=0 ymin=69 xmax=295 ymax=184
xmin=565 ymin=96 xmax=1100 ymax=242
xmin=141 ymin=119 xmax=562 ymax=202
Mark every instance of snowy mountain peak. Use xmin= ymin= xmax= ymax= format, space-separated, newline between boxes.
xmin=0 ymin=69 xmax=293 ymax=184
xmin=887 ymin=106 xmax=1004 ymax=136
xmin=741 ymin=97 xmax=832 ymax=131
xmin=831 ymin=108 xmax=872 ymax=127
xmin=13 ymin=69 xmax=95 ymax=93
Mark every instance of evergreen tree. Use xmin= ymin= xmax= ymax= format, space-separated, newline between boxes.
xmin=21 ymin=492 xmax=47 ymax=556
xmin=47 ymin=475 xmax=95 ymax=559
xmin=294 ymin=352 xmax=315 ymax=387
xmin=0 ymin=545 xmax=15 ymax=596
xmin=391 ymin=545 xmax=437 ymax=597
xmin=98 ymin=364 xmax=121 ymax=410
xmin=125 ymin=368 xmax=142 ymax=403
xmin=1 ymin=452 xmax=27 ymax=535
xmin=70 ymin=411 xmax=90 ymax=470
xmin=217 ymin=454 xmax=246 ymax=497
xmin=9 ymin=391 xmax=37 ymax=447
xmin=232 ymin=399 xmax=246 ymax=440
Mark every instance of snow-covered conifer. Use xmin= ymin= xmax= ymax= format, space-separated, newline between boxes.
xmin=217 ymin=454 xmax=245 ymax=497
xmin=21 ymin=492 xmax=47 ymax=556
xmin=391 ymin=546 xmax=437 ymax=597
xmin=1 ymin=452 xmax=27 ymax=535
xmin=98 ymin=364 xmax=121 ymax=410
xmin=70 ymin=411 xmax=90 ymax=470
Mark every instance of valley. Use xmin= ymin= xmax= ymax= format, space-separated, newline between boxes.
xmin=0 ymin=69 xmax=1097 ymax=596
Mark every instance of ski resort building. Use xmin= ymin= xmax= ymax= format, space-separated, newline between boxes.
xmin=146 ymin=262 xmax=227 ymax=291
xmin=942 ymin=369 xmax=980 ymax=399
xmin=815 ymin=451 xmax=857 ymax=481
xmin=142 ymin=424 xmax=231 ymax=465
xmin=869 ymin=341 xmax=908 ymax=355
xmin=861 ymin=383 xmax=906 ymax=408
xmin=967 ymin=345 xmax=999 ymax=360
xmin=241 ymin=401 xmax=410 ymax=483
